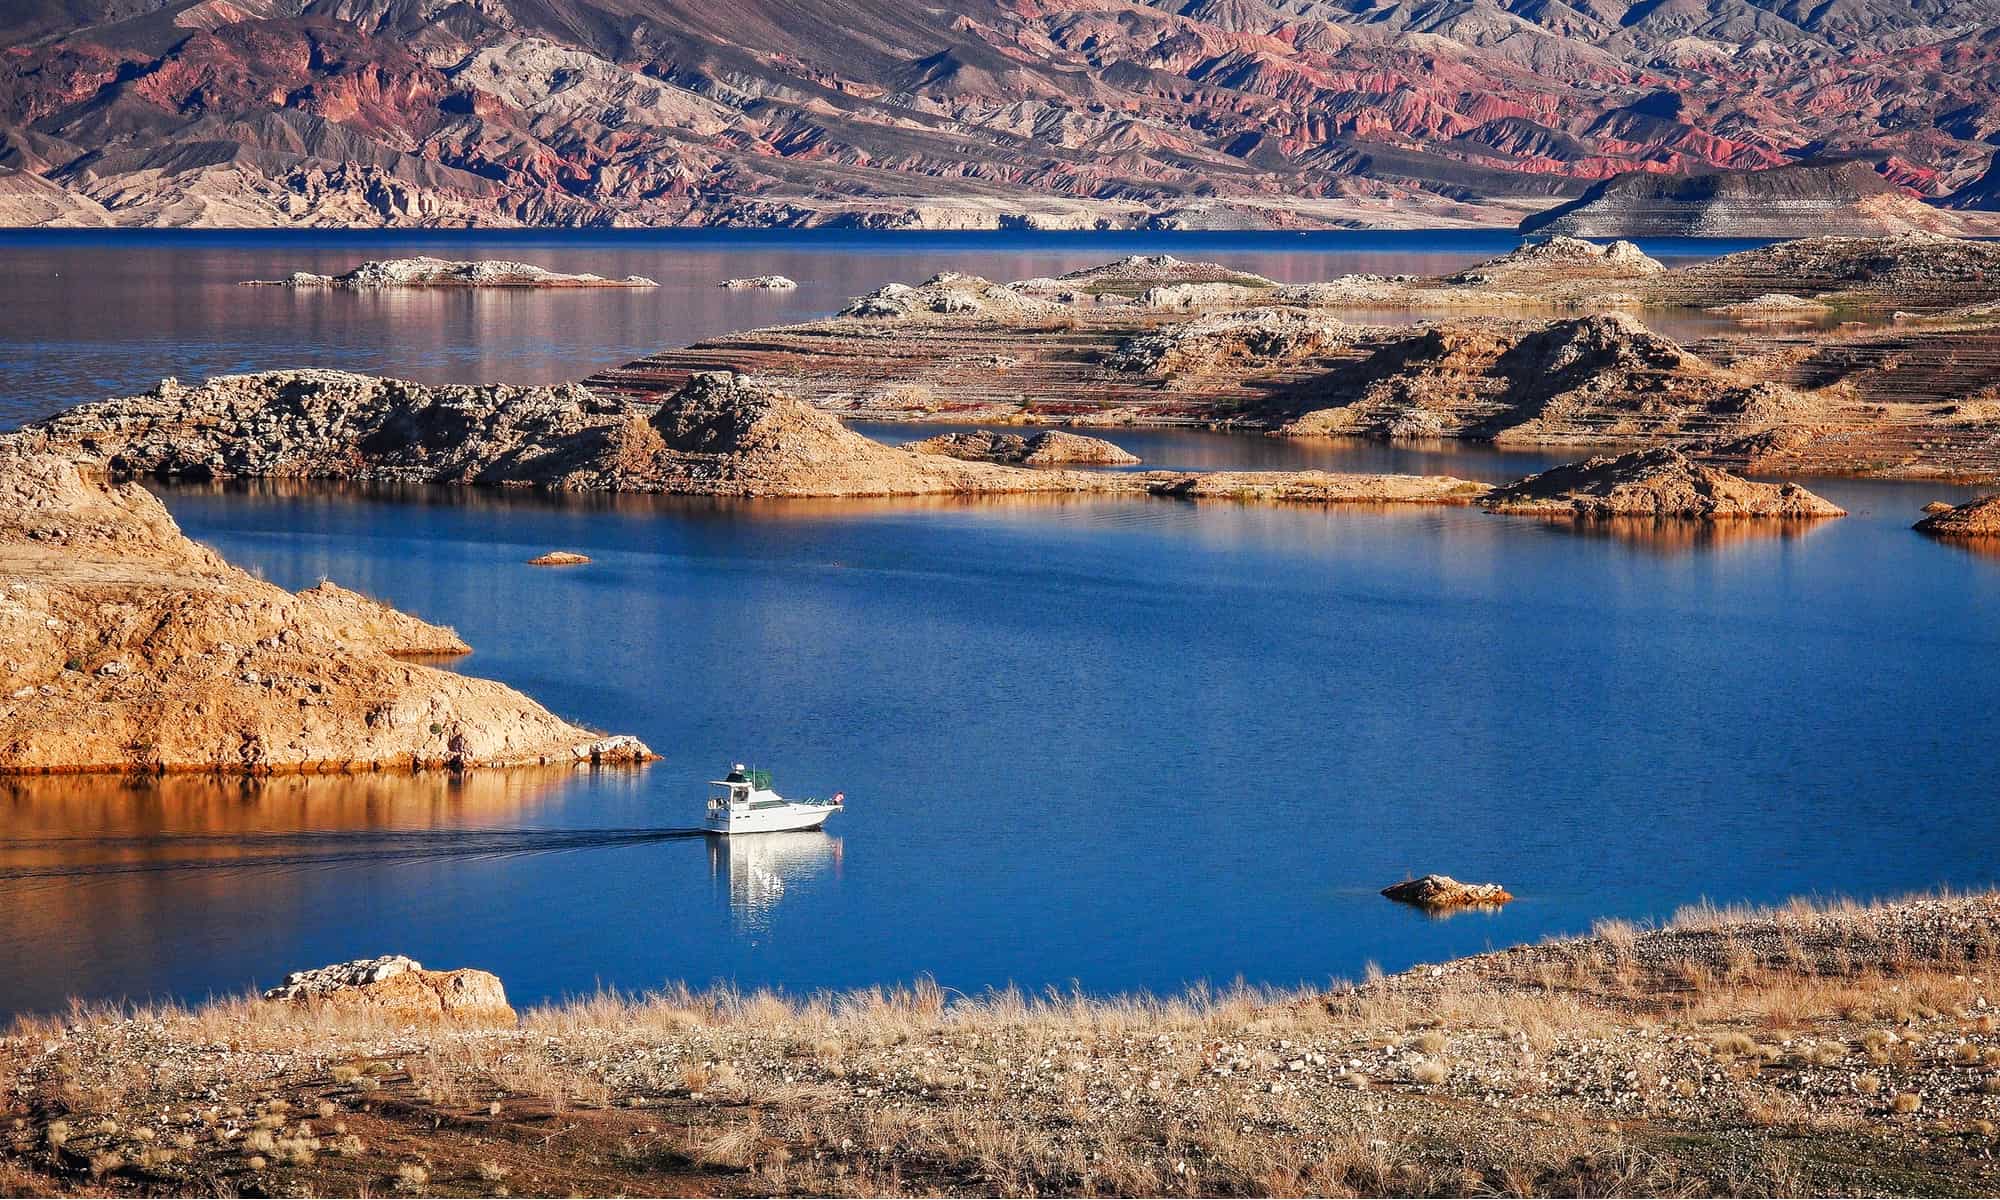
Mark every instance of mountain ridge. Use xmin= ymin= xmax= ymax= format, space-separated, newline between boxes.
xmin=3 ymin=0 xmax=2000 ymax=228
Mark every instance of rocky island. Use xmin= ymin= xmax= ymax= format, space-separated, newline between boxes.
xmin=1482 ymin=449 xmax=1848 ymax=520
xmin=244 ymin=257 xmax=658 ymax=289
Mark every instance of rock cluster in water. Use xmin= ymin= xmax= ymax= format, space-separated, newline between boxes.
xmin=906 ymin=429 xmax=1139 ymax=466
xmin=1381 ymin=874 xmax=1514 ymax=908
xmin=719 ymin=275 xmax=798 ymax=289
xmin=1481 ymin=448 xmax=1846 ymax=519
xmin=244 ymin=257 xmax=658 ymax=288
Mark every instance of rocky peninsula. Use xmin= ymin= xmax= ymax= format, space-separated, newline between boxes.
xmin=244 ymin=257 xmax=658 ymax=289
xmin=0 ymin=450 xmax=651 ymax=775
xmin=6 ymin=890 xmax=2000 ymax=1196
xmin=587 ymin=239 xmax=2000 ymax=484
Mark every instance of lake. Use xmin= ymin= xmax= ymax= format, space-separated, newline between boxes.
xmin=2 ymin=231 xmax=1996 ymax=1021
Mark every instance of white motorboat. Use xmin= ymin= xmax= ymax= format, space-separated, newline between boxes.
xmin=705 ymin=764 xmax=843 ymax=835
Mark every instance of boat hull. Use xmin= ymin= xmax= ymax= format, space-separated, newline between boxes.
xmin=706 ymin=802 xmax=838 ymax=836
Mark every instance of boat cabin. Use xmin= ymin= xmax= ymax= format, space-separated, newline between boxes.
xmin=710 ymin=764 xmax=777 ymax=811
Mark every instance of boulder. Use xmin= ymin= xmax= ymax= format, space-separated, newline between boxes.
xmin=1382 ymin=874 xmax=1513 ymax=908
xmin=262 ymin=955 xmax=515 ymax=1025
xmin=720 ymin=275 xmax=797 ymax=289
xmin=527 ymin=551 xmax=591 ymax=565
xmin=1922 ymin=500 xmax=1956 ymax=514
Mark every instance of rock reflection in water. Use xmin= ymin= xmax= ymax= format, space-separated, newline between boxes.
xmin=708 ymin=832 xmax=843 ymax=931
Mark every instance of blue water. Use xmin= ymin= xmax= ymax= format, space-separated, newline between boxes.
xmin=3 ymin=455 xmax=1996 ymax=1018
xmin=1 ymin=232 xmax=1993 ymax=1021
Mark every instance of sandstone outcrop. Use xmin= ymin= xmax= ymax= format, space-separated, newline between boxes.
xmin=1663 ymin=234 xmax=2000 ymax=310
xmin=0 ymin=451 xmax=654 ymax=774
xmin=720 ymin=276 xmax=797 ymax=290
xmin=245 ymin=257 xmax=657 ymax=288
xmin=1447 ymin=237 xmax=1664 ymax=286
xmin=291 ymin=580 xmax=471 ymax=656
xmin=1105 ymin=309 xmax=1357 ymax=385
xmin=1381 ymin=875 xmax=1513 ymax=909
xmin=527 ymin=551 xmax=591 ymax=565
xmin=906 ymin=430 xmax=1138 ymax=466
xmin=1279 ymin=314 xmax=1810 ymax=447
xmin=262 ymin=955 xmax=515 ymax=1026
xmin=1481 ymin=448 xmax=1846 ymax=520
xmin=1915 ymin=495 xmax=2000 ymax=537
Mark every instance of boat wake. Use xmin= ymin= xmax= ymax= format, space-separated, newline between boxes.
xmin=0 ymin=826 xmax=710 ymax=884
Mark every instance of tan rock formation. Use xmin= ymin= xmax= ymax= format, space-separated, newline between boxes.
xmin=1105 ymin=309 xmax=1357 ymax=385
xmin=1381 ymin=874 xmax=1513 ymax=908
xmin=262 ymin=955 xmax=515 ymax=1026
xmin=0 ymin=452 xmax=653 ymax=774
xmin=1915 ymin=495 xmax=2000 ymax=536
xmin=291 ymin=580 xmax=471 ymax=656
xmin=1447 ymin=237 xmax=1665 ymax=287
xmin=1277 ymin=315 xmax=1817 ymax=447
xmin=1481 ymin=448 xmax=1846 ymax=520
xmin=527 ymin=551 xmax=592 ymax=565
xmin=906 ymin=430 xmax=1139 ymax=466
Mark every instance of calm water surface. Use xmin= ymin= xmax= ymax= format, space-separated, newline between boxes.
xmin=1 ymin=232 xmax=1995 ymax=1020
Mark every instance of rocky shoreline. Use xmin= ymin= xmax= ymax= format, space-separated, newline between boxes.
xmin=6 ymin=891 xmax=2000 ymax=1196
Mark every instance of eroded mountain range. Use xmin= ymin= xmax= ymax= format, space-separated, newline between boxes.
xmin=5 ymin=0 xmax=2000 ymax=227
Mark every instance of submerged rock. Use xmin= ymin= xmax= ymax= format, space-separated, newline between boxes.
xmin=1382 ymin=874 xmax=1513 ymax=908
xmin=262 ymin=955 xmax=515 ymax=1026
xmin=245 ymin=256 xmax=657 ymax=288
xmin=906 ymin=429 xmax=1139 ymax=466
xmin=1482 ymin=448 xmax=1846 ymax=520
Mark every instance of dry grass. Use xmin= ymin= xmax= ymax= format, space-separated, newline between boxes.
xmin=7 ymin=891 xmax=2000 ymax=1197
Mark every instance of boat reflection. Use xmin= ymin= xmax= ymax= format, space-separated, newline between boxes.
xmin=708 ymin=831 xmax=843 ymax=930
